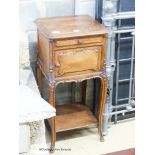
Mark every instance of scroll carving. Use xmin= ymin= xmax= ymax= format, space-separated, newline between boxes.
xmin=48 ymin=64 xmax=56 ymax=88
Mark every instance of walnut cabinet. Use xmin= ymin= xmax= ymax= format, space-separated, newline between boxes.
xmin=35 ymin=15 xmax=108 ymax=151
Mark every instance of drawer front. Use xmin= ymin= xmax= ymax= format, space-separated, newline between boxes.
xmin=54 ymin=37 xmax=104 ymax=47
xmin=54 ymin=46 xmax=103 ymax=77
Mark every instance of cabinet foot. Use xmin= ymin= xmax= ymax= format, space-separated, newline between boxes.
xmin=100 ymin=134 xmax=104 ymax=142
xmin=50 ymin=143 xmax=55 ymax=153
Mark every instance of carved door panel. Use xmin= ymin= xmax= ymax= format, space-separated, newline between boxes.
xmin=54 ymin=46 xmax=104 ymax=77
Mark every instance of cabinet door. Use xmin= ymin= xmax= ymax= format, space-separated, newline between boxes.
xmin=54 ymin=46 xmax=104 ymax=77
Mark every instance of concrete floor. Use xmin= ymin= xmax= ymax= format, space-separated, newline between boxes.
xmin=30 ymin=118 xmax=134 ymax=155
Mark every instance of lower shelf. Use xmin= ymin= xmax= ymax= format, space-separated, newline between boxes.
xmin=53 ymin=103 xmax=97 ymax=132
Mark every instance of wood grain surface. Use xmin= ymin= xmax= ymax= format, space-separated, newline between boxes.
xmin=35 ymin=15 xmax=109 ymax=39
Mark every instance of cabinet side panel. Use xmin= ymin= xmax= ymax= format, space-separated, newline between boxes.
xmin=102 ymin=37 xmax=107 ymax=69
xmin=38 ymin=31 xmax=50 ymax=77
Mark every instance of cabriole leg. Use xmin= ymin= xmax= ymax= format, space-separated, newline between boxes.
xmin=36 ymin=63 xmax=43 ymax=96
xmin=98 ymin=78 xmax=107 ymax=142
xmin=48 ymin=85 xmax=56 ymax=153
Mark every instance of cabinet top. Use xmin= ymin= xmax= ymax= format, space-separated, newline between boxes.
xmin=35 ymin=15 xmax=108 ymax=39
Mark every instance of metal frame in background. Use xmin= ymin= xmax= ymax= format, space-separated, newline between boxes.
xmin=95 ymin=0 xmax=135 ymax=135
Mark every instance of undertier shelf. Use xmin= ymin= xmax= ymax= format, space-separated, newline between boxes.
xmin=53 ymin=103 xmax=97 ymax=132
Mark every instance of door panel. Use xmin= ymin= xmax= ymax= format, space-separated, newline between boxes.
xmin=54 ymin=46 xmax=103 ymax=77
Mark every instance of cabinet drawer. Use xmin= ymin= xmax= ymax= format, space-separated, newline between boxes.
xmin=54 ymin=46 xmax=103 ymax=77
xmin=54 ymin=37 xmax=104 ymax=47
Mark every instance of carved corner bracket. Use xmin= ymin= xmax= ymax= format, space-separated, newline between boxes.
xmin=101 ymin=69 xmax=108 ymax=80
xmin=48 ymin=64 xmax=56 ymax=88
